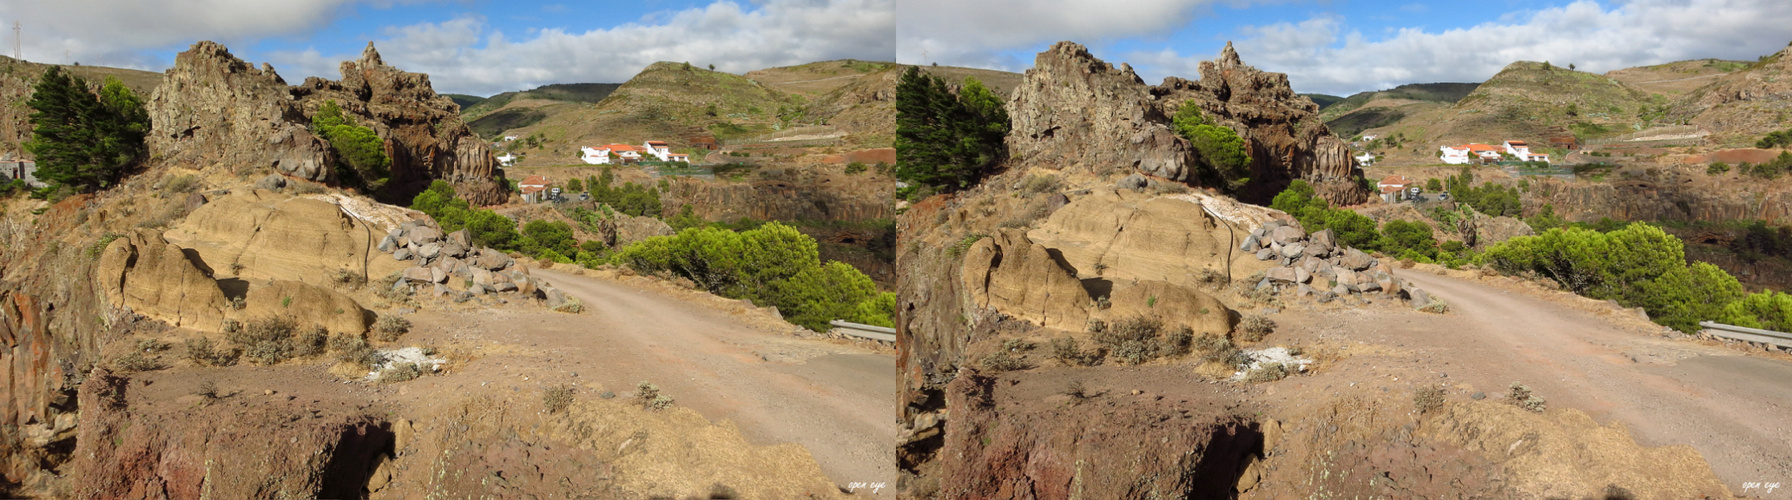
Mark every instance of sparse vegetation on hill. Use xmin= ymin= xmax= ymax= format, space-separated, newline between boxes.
xmin=895 ymin=68 xmax=1009 ymax=197
xmin=613 ymin=222 xmax=893 ymax=331
xmin=24 ymin=67 xmax=150 ymax=191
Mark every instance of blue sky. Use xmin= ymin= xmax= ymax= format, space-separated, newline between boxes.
xmin=897 ymin=0 xmax=1792 ymax=96
xmin=1 ymin=0 xmax=895 ymax=96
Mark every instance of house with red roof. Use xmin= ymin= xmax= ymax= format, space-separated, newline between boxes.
xmin=1377 ymin=175 xmax=1416 ymax=202
xmin=519 ymin=175 xmax=552 ymax=203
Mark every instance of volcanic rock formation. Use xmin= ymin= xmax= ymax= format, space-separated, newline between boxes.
xmin=147 ymin=41 xmax=336 ymax=182
xmin=292 ymin=43 xmax=507 ymax=205
xmin=1004 ymin=41 xmax=1366 ymax=205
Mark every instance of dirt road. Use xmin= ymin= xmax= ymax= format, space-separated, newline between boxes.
xmin=530 ymin=268 xmax=897 ymax=495
xmin=1393 ymin=270 xmax=1792 ymax=496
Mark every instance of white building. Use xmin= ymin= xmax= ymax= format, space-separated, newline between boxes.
xmin=502 ymin=135 xmax=518 ymax=142
xmin=580 ymin=146 xmax=612 ymax=165
xmin=1440 ymin=145 xmax=1471 ymax=165
xmin=1354 ymin=152 xmax=1376 ymax=166
xmin=1503 ymin=140 xmax=1550 ymax=163
xmin=496 ymin=153 xmax=518 ymax=167
xmin=667 ymin=153 xmax=691 ymax=163
xmin=642 ymin=140 xmax=672 ymax=162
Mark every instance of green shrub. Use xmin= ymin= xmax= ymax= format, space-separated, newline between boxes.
xmin=1237 ymin=314 xmax=1275 ymax=342
xmin=1717 ymin=291 xmax=1792 ymax=332
xmin=636 ymin=381 xmax=674 ymax=411
xmin=1049 ymin=337 xmax=1103 ymax=366
xmin=312 ymin=100 xmax=391 ymax=188
xmin=1173 ymin=103 xmax=1253 ymax=192
xmin=329 ymin=333 xmax=384 ymax=371
xmin=1484 ymin=223 xmax=1744 ymax=332
xmin=1707 ymin=162 xmax=1731 ymax=175
xmin=229 ymin=317 xmax=300 ymax=365
xmin=378 ymin=363 xmax=425 ymax=383
xmin=1244 ymin=362 xmax=1290 ymax=383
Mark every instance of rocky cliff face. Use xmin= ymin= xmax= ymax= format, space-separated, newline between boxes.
xmin=148 ymin=41 xmax=506 ymax=205
xmin=1004 ymin=41 xmax=1366 ymax=205
xmin=1525 ymin=172 xmax=1792 ymax=224
xmin=292 ymin=43 xmax=506 ymax=205
xmin=147 ymin=42 xmax=337 ymax=182
xmin=1158 ymin=43 xmax=1365 ymax=205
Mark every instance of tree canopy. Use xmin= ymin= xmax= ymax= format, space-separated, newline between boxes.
xmin=24 ymin=68 xmax=150 ymax=191
xmin=1172 ymin=103 xmax=1252 ymax=193
xmin=312 ymin=100 xmax=391 ymax=188
xmin=894 ymin=68 xmax=1009 ymax=197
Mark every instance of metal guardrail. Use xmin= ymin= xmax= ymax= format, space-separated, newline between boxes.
xmin=830 ymin=320 xmax=896 ymax=342
xmin=1699 ymin=321 xmax=1792 ymax=349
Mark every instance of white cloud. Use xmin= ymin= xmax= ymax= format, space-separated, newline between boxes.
xmin=1131 ymin=0 xmax=1792 ymax=96
xmin=896 ymin=0 xmax=1229 ymax=70
xmin=0 ymin=0 xmax=414 ymax=68
xmin=271 ymin=0 xmax=896 ymax=96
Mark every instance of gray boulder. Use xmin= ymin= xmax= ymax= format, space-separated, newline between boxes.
xmin=471 ymin=268 xmax=493 ymax=286
xmin=1335 ymin=269 xmax=1358 ymax=287
xmin=1271 ymin=225 xmax=1306 ymax=245
xmin=1117 ymin=173 xmax=1150 ymax=191
xmin=1340 ymin=248 xmax=1375 ymax=271
xmin=393 ymin=248 xmax=414 ymax=261
xmin=402 ymin=266 xmax=433 ymax=283
xmin=443 ymin=241 xmax=469 ymax=259
xmin=1293 ymin=266 xmax=1311 ymax=284
xmin=1310 ymin=229 xmax=1335 ymax=250
xmin=468 ymin=284 xmax=487 ymax=295
xmin=377 ymin=234 xmax=397 ymax=253
xmin=491 ymin=282 xmax=518 ymax=293
xmin=1280 ymin=243 xmax=1305 ymax=259
xmin=477 ymin=249 xmax=511 ymax=271
xmin=410 ymin=226 xmax=443 ymax=244
xmin=1409 ymin=288 xmax=1433 ymax=308
xmin=1255 ymin=248 xmax=1276 ymax=261
xmin=255 ymin=174 xmax=287 ymax=191
xmin=448 ymin=229 xmax=470 ymax=248
xmin=1240 ymin=235 xmax=1262 ymax=252
xmin=418 ymin=243 xmax=443 ymax=260
xmin=1332 ymin=284 xmax=1351 ymax=296
xmin=1265 ymin=267 xmax=1299 ymax=283
xmin=430 ymin=267 xmax=449 ymax=284
xmin=1303 ymin=242 xmax=1330 ymax=258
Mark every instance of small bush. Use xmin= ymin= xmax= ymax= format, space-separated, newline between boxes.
xmin=165 ymin=174 xmax=199 ymax=193
xmin=979 ymin=351 xmax=1030 ymax=372
xmin=332 ymin=269 xmax=367 ymax=289
xmin=330 ymin=333 xmax=384 ymax=371
xmin=294 ymin=326 xmax=328 ymax=358
xmin=1000 ymin=338 xmax=1034 ymax=352
xmin=1092 ymin=316 xmax=1165 ymax=365
xmin=373 ymin=315 xmax=412 ymax=342
xmin=111 ymin=351 xmax=163 ymax=372
xmin=1413 ymin=385 xmax=1447 ymax=414
xmin=1162 ymin=326 xmax=1194 ymax=357
xmin=375 ymin=273 xmax=412 ymax=302
xmin=1021 ymin=174 xmax=1060 ymax=194
xmin=87 ymin=233 xmax=125 ymax=259
xmin=1197 ymin=334 xmax=1246 ymax=367
xmin=1064 ymin=380 xmax=1088 ymax=400
xmin=1506 ymin=382 xmax=1547 ymax=412
xmin=229 ymin=317 xmax=298 ymax=365
xmin=1418 ymin=300 xmax=1450 ymax=314
xmin=1237 ymin=314 xmax=1275 ymax=342
xmin=1049 ymin=337 xmax=1103 ymax=366
xmin=185 ymin=337 xmax=240 ymax=367
xmin=1194 ymin=269 xmax=1229 ymax=289
xmin=195 ymin=380 xmax=220 ymax=400
xmin=376 ymin=363 xmax=422 ymax=383
xmin=135 ymin=338 xmax=171 ymax=353
xmin=1244 ymin=362 xmax=1290 ymax=383
xmin=543 ymin=384 xmax=575 ymax=413
xmin=636 ymin=381 xmax=675 ymax=411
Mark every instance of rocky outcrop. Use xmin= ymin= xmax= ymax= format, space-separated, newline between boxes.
xmin=1242 ymin=220 xmax=1439 ymax=308
xmin=1006 ymin=43 xmax=1197 ymax=182
xmin=147 ymin=42 xmax=336 ymax=182
xmin=931 ymin=369 xmax=1261 ymax=498
xmin=1004 ymin=41 xmax=1366 ymax=205
xmin=1158 ymin=42 xmax=1366 ymax=205
xmin=959 ymin=229 xmax=1092 ymax=330
xmin=1028 ymin=189 xmax=1275 ymax=289
xmin=95 ymin=229 xmax=230 ymax=330
xmin=164 ymin=189 xmax=408 ymax=287
xmin=292 ymin=43 xmax=507 ymax=205
xmin=66 ymin=369 xmax=392 ymax=499
xmin=242 ymin=280 xmax=370 ymax=334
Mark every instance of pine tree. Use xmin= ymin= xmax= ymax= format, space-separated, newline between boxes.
xmin=895 ymin=68 xmax=1009 ymax=195
xmin=24 ymin=68 xmax=150 ymax=191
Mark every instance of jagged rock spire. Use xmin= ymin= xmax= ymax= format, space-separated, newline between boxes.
xmin=360 ymin=42 xmax=383 ymax=66
xmin=1220 ymin=41 xmax=1241 ymax=66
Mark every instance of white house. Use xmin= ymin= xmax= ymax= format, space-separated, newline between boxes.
xmin=666 ymin=153 xmax=691 ymax=163
xmin=1377 ymin=175 xmax=1414 ymax=203
xmin=1440 ymin=145 xmax=1471 ymax=165
xmin=580 ymin=146 xmax=612 ymax=165
xmin=1503 ymin=140 xmax=1550 ymax=163
xmin=1354 ymin=152 xmax=1376 ymax=166
xmin=496 ymin=152 xmax=518 ymax=167
xmin=1362 ymin=134 xmax=1378 ymax=142
xmin=502 ymin=135 xmax=518 ymax=142
xmin=642 ymin=140 xmax=672 ymax=162
xmin=1441 ymin=143 xmax=1503 ymax=164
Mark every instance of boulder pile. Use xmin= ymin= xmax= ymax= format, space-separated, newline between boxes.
xmin=379 ymin=221 xmax=581 ymax=312
xmin=1242 ymin=220 xmax=1437 ymax=308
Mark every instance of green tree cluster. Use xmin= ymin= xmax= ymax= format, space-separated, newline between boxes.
xmin=1271 ymin=180 xmax=1471 ymax=266
xmin=894 ymin=68 xmax=1009 ymax=197
xmin=312 ymin=100 xmax=391 ymax=189
xmin=1756 ymin=128 xmax=1792 ymax=149
xmin=1740 ymin=151 xmax=1792 ymax=179
xmin=409 ymin=181 xmax=521 ymax=250
xmin=614 ymin=222 xmax=894 ymax=331
xmin=1444 ymin=167 xmax=1522 ymax=217
xmin=24 ymin=68 xmax=150 ymax=191
xmin=1172 ymin=103 xmax=1253 ymax=192
xmin=581 ymin=167 xmax=663 ymax=217
xmin=1719 ymin=291 xmax=1792 ymax=332
xmin=1483 ymin=223 xmax=1744 ymax=332
xmin=1707 ymin=161 xmax=1731 ymax=175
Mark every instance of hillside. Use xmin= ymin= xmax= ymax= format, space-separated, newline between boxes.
xmin=1302 ymin=93 xmax=1344 ymax=109
xmin=0 ymin=56 xmax=164 ymax=158
xmin=916 ymin=65 xmax=1025 ymax=96
xmin=1606 ymin=58 xmax=1751 ymax=96
xmin=1318 ymin=83 xmax=1491 ymax=139
xmin=1671 ymin=44 xmax=1792 ymax=145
